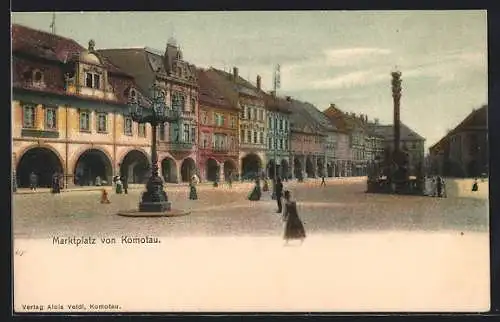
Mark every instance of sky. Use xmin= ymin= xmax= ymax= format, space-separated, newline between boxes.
xmin=11 ymin=11 xmax=488 ymax=150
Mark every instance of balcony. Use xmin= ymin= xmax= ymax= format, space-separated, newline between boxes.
xmin=170 ymin=141 xmax=193 ymax=151
xmin=21 ymin=128 xmax=59 ymax=139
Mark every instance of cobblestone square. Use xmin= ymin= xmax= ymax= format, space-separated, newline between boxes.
xmin=13 ymin=178 xmax=489 ymax=312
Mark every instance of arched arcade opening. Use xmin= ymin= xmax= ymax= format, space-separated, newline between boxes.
xmin=161 ymin=157 xmax=177 ymax=183
xmin=306 ymin=157 xmax=314 ymax=178
xmin=74 ymin=149 xmax=113 ymax=186
xmin=206 ymin=158 xmax=219 ymax=182
xmin=181 ymin=158 xmax=196 ymax=182
xmin=16 ymin=147 xmax=64 ymax=188
xmin=120 ymin=150 xmax=150 ymax=184
xmin=241 ymin=153 xmax=262 ymax=178
xmin=223 ymin=160 xmax=237 ymax=181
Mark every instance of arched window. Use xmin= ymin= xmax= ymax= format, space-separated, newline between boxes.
xmin=172 ymin=92 xmax=185 ymax=111
xmin=33 ymin=70 xmax=43 ymax=82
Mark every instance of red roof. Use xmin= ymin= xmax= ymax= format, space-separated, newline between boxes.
xmin=196 ymin=68 xmax=236 ymax=110
xmin=12 ymin=24 xmax=130 ymax=76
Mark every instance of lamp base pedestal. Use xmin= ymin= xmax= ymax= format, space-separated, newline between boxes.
xmin=139 ymin=201 xmax=172 ymax=212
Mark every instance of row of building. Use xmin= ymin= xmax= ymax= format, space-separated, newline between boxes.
xmin=12 ymin=24 xmax=426 ymax=188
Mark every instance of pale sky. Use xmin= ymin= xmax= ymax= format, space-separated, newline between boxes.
xmin=11 ymin=11 xmax=488 ymax=150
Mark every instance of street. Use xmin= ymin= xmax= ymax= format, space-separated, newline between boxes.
xmin=13 ymin=178 xmax=490 ymax=312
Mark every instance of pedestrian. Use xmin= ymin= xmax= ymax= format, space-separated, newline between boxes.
xmin=248 ymin=178 xmax=262 ymax=201
xmin=29 ymin=171 xmax=38 ymax=192
xmin=275 ymin=177 xmax=284 ymax=213
xmin=436 ymin=176 xmax=443 ymax=198
xmin=262 ymin=178 xmax=269 ymax=192
xmin=58 ymin=172 xmax=64 ymax=191
xmin=227 ymin=171 xmax=233 ymax=188
xmin=51 ymin=172 xmax=60 ymax=194
xmin=472 ymin=178 xmax=479 ymax=192
xmin=100 ymin=189 xmax=111 ymax=204
xmin=189 ymin=176 xmax=198 ymax=200
xmin=282 ymin=190 xmax=306 ymax=245
xmin=121 ymin=175 xmax=128 ymax=194
xmin=320 ymin=174 xmax=326 ymax=187
xmin=95 ymin=175 xmax=102 ymax=187
xmin=115 ymin=176 xmax=123 ymax=194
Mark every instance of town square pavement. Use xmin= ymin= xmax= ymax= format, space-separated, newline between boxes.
xmin=13 ymin=178 xmax=490 ymax=312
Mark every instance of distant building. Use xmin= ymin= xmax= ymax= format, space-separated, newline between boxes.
xmin=99 ymin=39 xmax=200 ymax=183
xmin=372 ymin=122 xmax=426 ymax=176
xmin=288 ymin=99 xmax=327 ymax=179
xmin=429 ymin=105 xmax=488 ymax=178
xmin=262 ymin=92 xmax=292 ymax=179
xmin=12 ymin=24 xmax=151 ymax=188
xmin=205 ymin=67 xmax=267 ymax=178
xmin=196 ymin=68 xmax=240 ymax=182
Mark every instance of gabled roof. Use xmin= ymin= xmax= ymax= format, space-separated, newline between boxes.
xmin=196 ymin=68 xmax=236 ymax=110
xmin=429 ymin=105 xmax=487 ymax=151
xmin=372 ymin=123 xmax=425 ymax=141
xmin=12 ymin=24 xmax=130 ymax=77
xmin=208 ymin=68 xmax=263 ymax=99
xmin=299 ymin=101 xmax=337 ymax=132
xmin=262 ymin=93 xmax=292 ymax=114
xmin=288 ymin=98 xmax=326 ymax=135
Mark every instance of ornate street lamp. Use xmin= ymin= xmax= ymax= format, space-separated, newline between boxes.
xmin=128 ymin=81 xmax=180 ymax=212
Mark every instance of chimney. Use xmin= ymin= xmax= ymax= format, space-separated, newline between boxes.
xmin=233 ymin=67 xmax=239 ymax=80
xmin=256 ymin=75 xmax=261 ymax=90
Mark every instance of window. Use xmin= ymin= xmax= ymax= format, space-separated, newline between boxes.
xmin=45 ymin=107 xmax=57 ymax=130
xmin=253 ymin=131 xmax=258 ymax=144
xmin=412 ymin=142 xmax=416 ymax=149
xmin=191 ymin=98 xmax=196 ymax=112
xmin=253 ymin=109 xmax=257 ymax=120
xmin=97 ymin=113 xmax=107 ymax=133
xmin=183 ymin=124 xmax=190 ymax=142
xmin=124 ymin=117 xmax=133 ymax=135
xmin=269 ymin=137 xmax=272 ymax=149
xmin=159 ymin=123 xmax=165 ymax=141
xmin=138 ymin=123 xmax=146 ymax=137
xmin=279 ymin=119 xmax=283 ymax=131
xmin=279 ymin=139 xmax=283 ymax=150
xmin=284 ymin=139 xmax=288 ymax=149
xmin=247 ymin=130 xmax=252 ymax=143
xmin=172 ymin=92 xmax=185 ymax=111
xmin=85 ymin=72 xmax=101 ymax=89
xmin=202 ymin=112 xmax=208 ymax=125
xmin=268 ymin=117 xmax=272 ymax=128
xmin=214 ymin=113 xmax=224 ymax=127
xmin=240 ymin=129 xmax=245 ymax=143
xmin=230 ymin=116 xmax=236 ymax=128
xmin=80 ymin=111 xmax=91 ymax=132
xmin=247 ymin=108 xmax=251 ymax=119
xmin=259 ymin=132 xmax=264 ymax=144
xmin=22 ymin=105 xmax=36 ymax=128
xmin=191 ymin=127 xmax=196 ymax=143
xmin=274 ymin=118 xmax=278 ymax=130
xmin=259 ymin=110 xmax=263 ymax=121
xmin=33 ymin=70 xmax=43 ymax=83
xmin=241 ymin=106 xmax=246 ymax=119
xmin=202 ymin=133 xmax=208 ymax=148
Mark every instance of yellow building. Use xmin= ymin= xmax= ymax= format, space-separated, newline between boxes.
xmin=12 ymin=24 xmax=153 ymax=188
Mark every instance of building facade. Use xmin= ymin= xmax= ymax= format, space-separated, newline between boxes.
xmin=12 ymin=24 xmax=155 ymax=188
xmin=429 ymin=105 xmax=487 ymax=178
xmin=196 ymin=68 xmax=239 ymax=182
xmin=373 ymin=122 xmax=426 ymax=176
xmin=99 ymin=38 xmax=199 ymax=183
xmin=263 ymin=93 xmax=292 ymax=179
xmin=206 ymin=68 xmax=267 ymax=179
xmin=289 ymin=98 xmax=327 ymax=179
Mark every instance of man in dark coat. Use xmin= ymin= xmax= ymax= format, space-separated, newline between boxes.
xmin=29 ymin=172 xmax=38 ymax=191
xmin=51 ymin=172 xmax=60 ymax=194
xmin=275 ymin=177 xmax=284 ymax=213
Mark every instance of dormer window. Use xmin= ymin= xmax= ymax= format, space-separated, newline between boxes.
xmin=85 ymin=71 xmax=101 ymax=89
xmin=33 ymin=70 xmax=43 ymax=83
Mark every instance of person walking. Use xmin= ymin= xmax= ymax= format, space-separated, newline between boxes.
xmin=472 ymin=178 xmax=479 ymax=192
xmin=282 ymin=190 xmax=306 ymax=245
xmin=436 ymin=176 xmax=443 ymax=198
xmin=115 ymin=176 xmax=123 ymax=194
xmin=275 ymin=177 xmax=284 ymax=213
xmin=248 ymin=178 xmax=262 ymax=201
xmin=227 ymin=171 xmax=233 ymax=189
xmin=121 ymin=175 xmax=128 ymax=194
xmin=189 ymin=176 xmax=198 ymax=200
xmin=51 ymin=172 xmax=60 ymax=194
xmin=29 ymin=171 xmax=38 ymax=192
xmin=320 ymin=174 xmax=326 ymax=187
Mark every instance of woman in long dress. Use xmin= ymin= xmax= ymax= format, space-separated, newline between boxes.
xmin=282 ymin=190 xmax=306 ymax=245
xmin=189 ymin=177 xmax=198 ymax=200
xmin=248 ymin=178 xmax=262 ymax=201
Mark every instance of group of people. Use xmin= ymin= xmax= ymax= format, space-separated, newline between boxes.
xmin=424 ymin=176 xmax=447 ymax=198
xmin=113 ymin=175 xmax=129 ymax=194
xmin=248 ymin=177 xmax=306 ymax=245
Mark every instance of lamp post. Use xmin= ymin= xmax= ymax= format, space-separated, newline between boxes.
xmin=127 ymin=81 xmax=180 ymax=212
